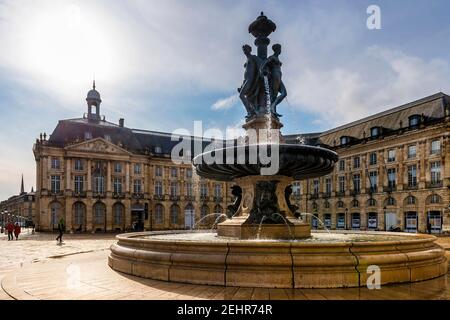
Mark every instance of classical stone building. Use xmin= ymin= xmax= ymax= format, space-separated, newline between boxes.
xmin=32 ymin=85 xmax=450 ymax=233
xmin=286 ymin=92 xmax=450 ymax=233
xmin=33 ymin=84 xmax=230 ymax=232
xmin=0 ymin=175 xmax=36 ymax=226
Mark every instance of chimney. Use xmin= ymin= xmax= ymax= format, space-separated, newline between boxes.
xmin=119 ymin=118 xmax=124 ymax=127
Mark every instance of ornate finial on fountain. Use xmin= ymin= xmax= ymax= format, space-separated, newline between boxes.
xmin=240 ymin=13 xmax=286 ymax=127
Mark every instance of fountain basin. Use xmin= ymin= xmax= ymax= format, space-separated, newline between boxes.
xmin=109 ymin=230 xmax=447 ymax=288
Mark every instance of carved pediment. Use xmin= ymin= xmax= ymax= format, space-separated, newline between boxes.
xmin=65 ymin=138 xmax=131 ymax=155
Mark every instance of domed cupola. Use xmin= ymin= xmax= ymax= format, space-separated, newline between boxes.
xmin=86 ymin=80 xmax=102 ymax=120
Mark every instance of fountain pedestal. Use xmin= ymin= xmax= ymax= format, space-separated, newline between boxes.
xmin=217 ymin=175 xmax=310 ymax=239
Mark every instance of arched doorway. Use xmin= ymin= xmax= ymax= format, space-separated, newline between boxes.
xmin=170 ymin=205 xmax=180 ymax=227
xmin=73 ymin=202 xmax=86 ymax=232
xmin=131 ymin=203 xmax=144 ymax=231
xmin=367 ymin=212 xmax=377 ymax=230
xmin=351 ymin=212 xmax=360 ymax=230
xmin=184 ymin=204 xmax=195 ymax=229
xmin=113 ymin=203 xmax=125 ymax=231
xmin=93 ymin=202 xmax=106 ymax=232
xmin=336 ymin=213 xmax=345 ymax=229
xmin=50 ymin=202 xmax=62 ymax=230
xmin=154 ymin=204 xmax=165 ymax=227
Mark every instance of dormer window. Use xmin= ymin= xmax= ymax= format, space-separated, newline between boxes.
xmin=84 ymin=132 xmax=92 ymax=140
xmin=340 ymin=136 xmax=350 ymax=145
xmin=370 ymin=126 xmax=381 ymax=138
xmin=408 ymin=115 xmax=420 ymax=128
xmin=155 ymin=146 xmax=162 ymax=154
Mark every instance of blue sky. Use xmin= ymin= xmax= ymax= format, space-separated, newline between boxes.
xmin=1 ymin=0 xmax=450 ymax=199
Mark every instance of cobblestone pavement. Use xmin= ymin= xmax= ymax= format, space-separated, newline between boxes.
xmin=0 ymin=233 xmax=449 ymax=300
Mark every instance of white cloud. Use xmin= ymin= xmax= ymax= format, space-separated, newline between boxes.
xmin=211 ymin=94 xmax=239 ymax=111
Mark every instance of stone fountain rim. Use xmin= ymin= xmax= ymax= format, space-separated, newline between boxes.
xmin=114 ymin=230 xmax=438 ymax=248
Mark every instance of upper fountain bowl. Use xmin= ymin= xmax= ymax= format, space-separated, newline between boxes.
xmin=193 ymin=143 xmax=338 ymax=181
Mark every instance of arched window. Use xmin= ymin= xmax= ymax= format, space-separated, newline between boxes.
xmin=406 ymin=195 xmax=416 ymax=205
xmin=312 ymin=202 xmax=318 ymax=211
xmin=113 ymin=203 xmax=124 ymax=225
xmin=50 ymin=202 xmax=62 ymax=228
xmin=155 ymin=204 xmax=164 ymax=224
xmin=93 ymin=202 xmax=106 ymax=224
xmin=428 ymin=194 xmax=442 ymax=204
xmin=201 ymin=205 xmax=209 ymax=219
xmin=73 ymin=202 xmax=85 ymax=226
xmin=170 ymin=205 xmax=180 ymax=224
xmin=324 ymin=201 xmax=330 ymax=209
xmin=337 ymin=200 xmax=344 ymax=208
xmin=386 ymin=197 xmax=396 ymax=206
xmin=352 ymin=199 xmax=359 ymax=208
xmin=368 ymin=198 xmax=377 ymax=207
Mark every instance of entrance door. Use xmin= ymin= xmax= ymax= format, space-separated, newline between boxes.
xmin=184 ymin=205 xmax=195 ymax=229
xmin=428 ymin=211 xmax=442 ymax=234
xmin=351 ymin=213 xmax=360 ymax=229
xmin=367 ymin=212 xmax=377 ymax=230
xmin=405 ymin=211 xmax=417 ymax=233
xmin=324 ymin=214 xmax=331 ymax=229
xmin=337 ymin=213 xmax=345 ymax=229
xmin=312 ymin=214 xmax=319 ymax=229
xmin=385 ymin=212 xmax=397 ymax=231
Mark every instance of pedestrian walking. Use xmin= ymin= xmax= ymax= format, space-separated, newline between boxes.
xmin=56 ymin=217 xmax=65 ymax=244
xmin=14 ymin=223 xmax=21 ymax=240
xmin=6 ymin=221 xmax=14 ymax=241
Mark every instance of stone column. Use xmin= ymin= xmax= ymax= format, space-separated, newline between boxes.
xmin=66 ymin=158 xmax=71 ymax=190
xmin=65 ymin=199 xmax=72 ymax=232
xmin=125 ymin=163 xmax=130 ymax=193
xmin=86 ymin=198 xmax=93 ymax=232
xmin=87 ymin=159 xmax=92 ymax=191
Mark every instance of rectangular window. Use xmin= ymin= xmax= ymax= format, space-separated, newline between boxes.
xmin=51 ymin=158 xmax=60 ymax=169
xmin=185 ymin=182 xmax=193 ymax=197
xmin=186 ymin=168 xmax=193 ymax=178
xmin=171 ymin=167 xmax=177 ymax=178
xmin=430 ymin=161 xmax=441 ymax=185
xmin=114 ymin=162 xmax=122 ymax=173
xmin=313 ymin=179 xmax=319 ymax=196
xmin=133 ymin=179 xmax=142 ymax=194
xmin=339 ymin=160 xmax=345 ymax=172
xmin=369 ymin=171 xmax=378 ymax=191
xmin=93 ymin=176 xmax=105 ymax=194
xmin=352 ymin=174 xmax=361 ymax=193
xmin=74 ymin=176 xmax=84 ymax=193
xmin=408 ymin=145 xmax=417 ymax=159
xmin=74 ymin=159 xmax=84 ymax=171
xmin=431 ymin=140 xmax=441 ymax=155
xmin=353 ymin=157 xmax=360 ymax=169
xmin=369 ymin=152 xmax=377 ymax=166
xmin=134 ymin=163 xmax=142 ymax=175
xmin=170 ymin=181 xmax=178 ymax=196
xmin=292 ymin=182 xmax=301 ymax=196
xmin=325 ymin=178 xmax=332 ymax=195
xmin=155 ymin=181 xmax=163 ymax=196
xmin=338 ymin=176 xmax=345 ymax=194
xmin=51 ymin=175 xmax=61 ymax=193
xmin=214 ymin=184 xmax=222 ymax=198
xmin=200 ymin=183 xmax=208 ymax=197
xmin=387 ymin=168 xmax=396 ymax=188
xmin=387 ymin=149 xmax=396 ymax=162
xmin=407 ymin=165 xmax=417 ymax=187
xmin=113 ymin=178 xmax=122 ymax=194
xmin=155 ymin=166 xmax=162 ymax=177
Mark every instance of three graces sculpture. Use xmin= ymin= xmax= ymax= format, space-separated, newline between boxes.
xmin=238 ymin=12 xmax=287 ymax=120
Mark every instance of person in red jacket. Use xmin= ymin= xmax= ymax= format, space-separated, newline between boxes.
xmin=6 ymin=222 xmax=14 ymax=241
xmin=13 ymin=223 xmax=21 ymax=240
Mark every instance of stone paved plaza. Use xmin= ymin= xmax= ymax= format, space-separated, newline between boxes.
xmin=0 ymin=232 xmax=449 ymax=300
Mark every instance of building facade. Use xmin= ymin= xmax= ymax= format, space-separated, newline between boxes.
xmin=32 ymin=85 xmax=450 ymax=233
xmin=287 ymin=93 xmax=450 ymax=233
xmin=0 ymin=176 xmax=36 ymax=227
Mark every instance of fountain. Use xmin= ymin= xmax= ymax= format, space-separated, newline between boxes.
xmin=109 ymin=13 xmax=447 ymax=288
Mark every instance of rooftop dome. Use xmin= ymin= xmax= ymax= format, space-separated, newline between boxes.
xmin=86 ymin=80 xmax=101 ymax=102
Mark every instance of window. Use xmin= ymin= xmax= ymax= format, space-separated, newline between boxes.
xmin=94 ymin=203 xmax=105 ymax=225
xmin=74 ymin=159 xmax=84 ymax=171
xmin=430 ymin=161 xmax=441 ymax=185
xmin=134 ymin=163 xmax=142 ymax=174
xmin=93 ymin=175 xmax=105 ymax=194
xmin=50 ymin=202 xmax=61 ymax=227
xmin=352 ymin=174 xmax=361 ymax=193
xmin=313 ymin=179 xmax=319 ymax=196
xmin=133 ymin=179 xmax=142 ymax=194
xmin=292 ymin=182 xmax=301 ymax=196
xmin=155 ymin=181 xmax=163 ymax=196
xmin=201 ymin=205 xmax=209 ymax=219
xmin=185 ymin=182 xmax=193 ymax=197
xmin=200 ymin=183 xmax=208 ymax=197
xmin=337 ymin=201 xmax=344 ymax=208
xmin=368 ymin=198 xmax=377 ymax=207
xmin=214 ymin=184 xmax=222 ymax=198
xmin=430 ymin=194 xmax=441 ymax=204
xmin=406 ymin=196 xmax=416 ymax=205
xmin=74 ymin=176 xmax=84 ymax=193
xmin=370 ymin=127 xmax=381 ymax=138
xmin=324 ymin=201 xmax=330 ymax=209
xmin=171 ymin=167 xmax=177 ymax=178
xmin=369 ymin=152 xmax=377 ymax=166
xmin=338 ymin=176 xmax=345 ymax=194
xmin=114 ymin=162 xmax=122 ymax=173
xmin=84 ymin=132 xmax=92 ymax=140
xmin=113 ymin=203 xmax=124 ymax=224
xmin=340 ymin=136 xmax=350 ymax=145
xmin=353 ymin=157 xmax=360 ymax=169
xmin=186 ymin=168 xmax=192 ymax=178
xmin=104 ymin=134 xmax=111 ymax=142
xmin=352 ymin=199 xmax=359 ymax=207
xmin=325 ymin=178 xmax=332 ymax=195
xmin=407 ymin=145 xmax=417 ymax=159
xmin=386 ymin=197 xmax=396 ymax=206
xmin=155 ymin=166 xmax=163 ymax=177
xmin=387 ymin=168 xmax=396 ymax=188
xmin=407 ymin=165 xmax=417 ymax=188
xmin=170 ymin=205 xmax=179 ymax=224
xmin=170 ymin=181 xmax=179 ymax=197
xmin=51 ymin=175 xmax=61 ymax=193
xmin=409 ymin=115 xmax=420 ymax=128
xmin=113 ymin=178 xmax=122 ymax=194
xmin=74 ymin=202 xmax=85 ymax=226
xmin=155 ymin=204 xmax=164 ymax=224
xmin=369 ymin=171 xmax=378 ymax=191
xmin=155 ymin=146 xmax=162 ymax=154
xmin=339 ymin=160 xmax=345 ymax=172
xmin=51 ymin=158 xmax=60 ymax=169
xmin=387 ymin=149 xmax=396 ymax=162
xmin=431 ymin=140 xmax=441 ymax=155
